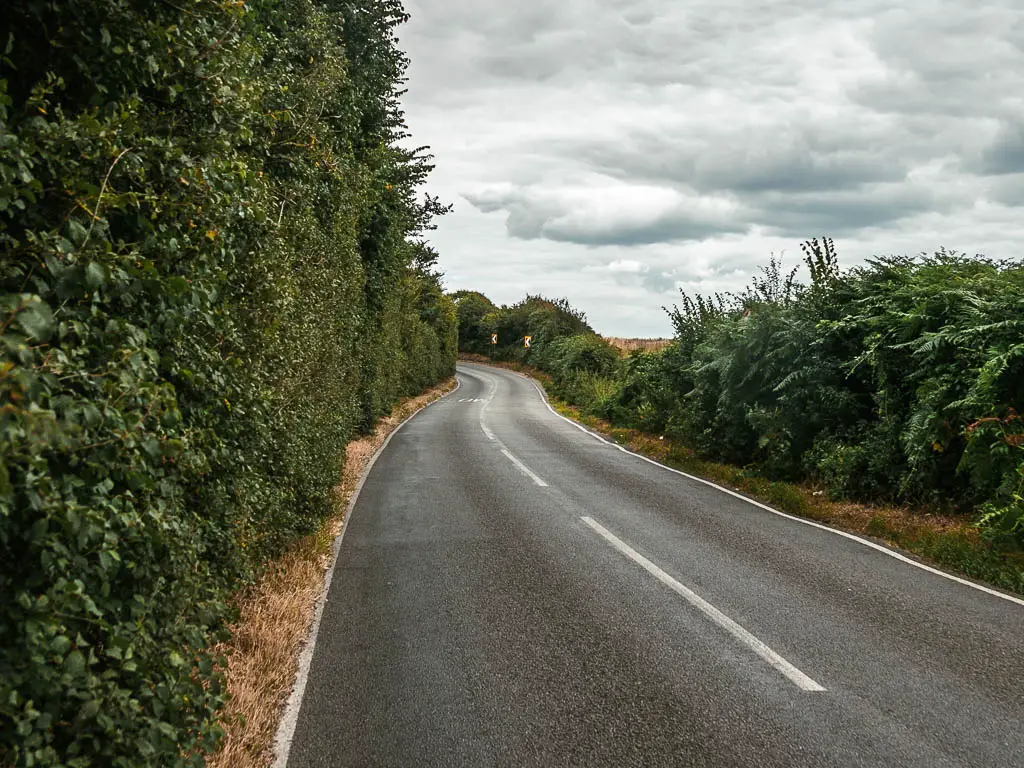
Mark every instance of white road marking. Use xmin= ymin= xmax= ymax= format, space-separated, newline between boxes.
xmin=506 ymin=374 xmax=1024 ymax=609
xmin=581 ymin=516 xmax=826 ymax=692
xmin=470 ymin=369 xmax=549 ymax=486
xmin=272 ymin=378 xmax=461 ymax=768
xmin=479 ymin=376 xmax=497 ymax=441
xmin=501 ymin=448 xmax=549 ymax=487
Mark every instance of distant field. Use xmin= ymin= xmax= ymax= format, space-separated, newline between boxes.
xmin=604 ymin=337 xmax=673 ymax=353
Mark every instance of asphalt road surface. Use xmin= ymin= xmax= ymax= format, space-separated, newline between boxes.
xmin=279 ymin=362 xmax=1024 ymax=767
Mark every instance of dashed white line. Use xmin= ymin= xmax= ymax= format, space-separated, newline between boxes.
xmin=479 ymin=377 xmax=497 ymax=441
xmin=474 ymin=372 xmax=547 ymax=486
xmin=512 ymin=375 xmax=1024 ymax=609
xmin=501 ymin=448 xmax=549 ymax=487
xmin=581 ymin=516 xmax=826 ymax=692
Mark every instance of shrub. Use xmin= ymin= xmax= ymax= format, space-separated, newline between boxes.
xmin=537 ymin=334 xmax=620 ymax=380
xmin=455 ymin=243 xmax=1024 ymax=547
xmin=0 ymin=1 xmax=454 ymax=764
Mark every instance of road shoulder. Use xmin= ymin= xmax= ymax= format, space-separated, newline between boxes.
xmin=207 ymin=377 xmax=460 ymax=768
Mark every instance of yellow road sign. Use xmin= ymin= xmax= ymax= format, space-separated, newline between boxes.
xmin=491 ymin=333 xmax=498 ymax=345
xmin=524 ymin=336 xmax=532 ymax=348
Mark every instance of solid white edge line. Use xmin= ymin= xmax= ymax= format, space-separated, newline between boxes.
xmin=271 ymin=377 xmax=461 ymax=768
xmin=500 ymin=448 xmax=549 ymax=487
xmin=581 ymin=516 xmax=825 ymax=692
xmin=457 ymin=362 xmax=1024 ymax=609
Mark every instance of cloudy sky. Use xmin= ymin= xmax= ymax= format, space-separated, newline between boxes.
xmin=396 ymin=0 xmax=1024 ymax=337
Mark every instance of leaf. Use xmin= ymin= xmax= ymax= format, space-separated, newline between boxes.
xmin=63 ymin=650 xmax=86 ymax=677
xmin=85 ymin=262 xmax=107 ymax=289
xmin=78 ymin=699 xmax=101 ymax=721
xmin=30 ymin=518 xmax=48 ymax=540
xmin=50 ymin=635 xmax=71 ymax=656
xmin=167 ymin=276 xmax=188 ymax=295
xmin=141 ymin=437 xmax=160 ymax=459
xmin=17 ymin=299 xmax=55 ymax=341
xmin=67 ymin=217 xmax=89 ymax=245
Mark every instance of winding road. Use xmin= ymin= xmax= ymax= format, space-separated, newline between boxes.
xmin=277 ymin=362 xmax=1024 ymax=767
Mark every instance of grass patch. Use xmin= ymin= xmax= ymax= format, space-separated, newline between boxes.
xmin=208 ymin=378 xmax=458 ymax=768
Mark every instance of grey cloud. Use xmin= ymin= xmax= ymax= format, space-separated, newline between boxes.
xmin=574 ymin=129 xmax=909 ymax=195
xmin=544 ymin=213 xmax=746 ymax=247
xmin=697 ymin=149 xmax=893 ymax=194
xmin=482 ymin=51 xmax=568 ymax=82
xmin=597 ymin=260 xmax=679 ymax=294
xmin=979 ymin=125 xmax=1024 ymax=176
xmin=607 ymin=270 xmax=677 ymax=295
xmin=463 ymin=189 xmax=748 ymax=247
xmin=754 ymin=185 xmax=947 ymax=237
xmin=461 ymin=189 xmax=510 ymax=214
xmin=641 ymin=270 xmax=677 ymax=293
xmin=985 ymin=174 xmax=1024 ymax=207
xmin=464 ymin=171 xmax=958 ymax=246
xmin=399 ymin=0 xmax=1024 ymax=335
xmin=706 ymin=252 xmax=768 ymax=277
xmin=851 ymin=6 xmax=1023 ymax=119
xmin=622 ymin=9 xmax=655 ymax=26
xmin=505 ymin=206 xmax=549 ymax=239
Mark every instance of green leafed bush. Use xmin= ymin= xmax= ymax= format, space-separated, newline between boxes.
xmin=1 ymin=1 xmax=454 ymax=764
xmin=457 ymin=241 xmax=1024 ymax=551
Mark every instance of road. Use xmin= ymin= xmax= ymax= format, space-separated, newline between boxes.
xmin=278 ymin=362 xmax=1024 ymax=767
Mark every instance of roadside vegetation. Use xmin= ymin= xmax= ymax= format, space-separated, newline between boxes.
xmin=454 ymin=240 xmax=1024 ymax=593
xmin=3 ymin=0 xmax=1022 ymax=760
xmin=1 ymin=1 xmax=455 ymax=765
xmin=209 ymin=378 xmax=456 ymax=768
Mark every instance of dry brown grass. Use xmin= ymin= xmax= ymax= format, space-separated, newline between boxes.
xmin=604 ymin=337 xmax=673 ymax=354
xmin=208 ymin=377 xmax=458 ymax=768
xmin=457 ymin=352 xmax=491 ymax=363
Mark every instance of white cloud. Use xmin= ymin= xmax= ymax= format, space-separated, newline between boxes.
xmin=605 ymin=260 xmax=647 ymax=273
xmin=397 ymin=0 xmax=1024 ymax=336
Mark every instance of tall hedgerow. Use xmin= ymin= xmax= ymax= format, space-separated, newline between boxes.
xmin=0 ymin=0 xmax=454 ymax=764
xmin=662 ymin=245 xmax=1024 ymax=531
xmin=456 ymin=242 xmax=1024 ymax=548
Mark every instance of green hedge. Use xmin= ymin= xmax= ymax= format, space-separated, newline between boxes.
xmin=453 ymin=293 xmax=594 ymax=363
xmin=456 ymin=243 xmax=1024 ymax=550
xmin=0 ymin=1 xmax=454 ymax=764
xmin=653 ymin=245 xmax=1024 ymax=537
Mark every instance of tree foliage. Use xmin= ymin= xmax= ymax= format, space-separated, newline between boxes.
xmin=0 ymin=1 xmax=454 ymax=764
xmin=457 ymin=241 xmax=1024 ymax=554
xmin=456 ymin=294 xmax=592 ymax=360
xmin=664 ymin=243 xmax=1024 ymax=532
xmin=451 ymin=290 xmax=497 ymax=355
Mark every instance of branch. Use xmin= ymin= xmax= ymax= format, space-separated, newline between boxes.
xmin=81 ymin=147 xmax=133 ymax=251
